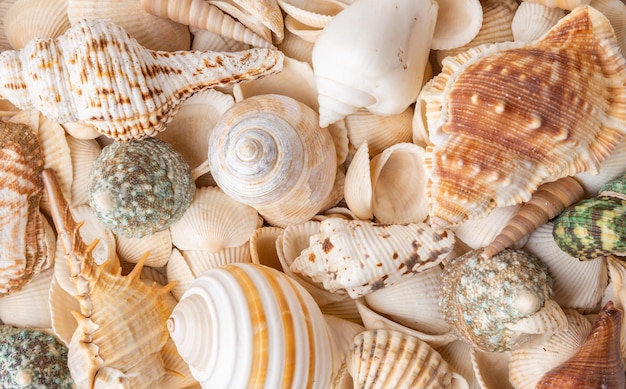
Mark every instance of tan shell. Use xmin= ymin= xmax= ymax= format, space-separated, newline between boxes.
xmin=430 ymin=0 xmax=483 ymax=50
xmin=190 ymin=26 xmax=250 ymax=52
xmin=591 ymin=0 xmax=626 ymax=57
xmin=422 ymin=6 xmax=626 ymax=227
xmin=277 ymin=0 xmax=346 ymax=29
xmin=116 ymin=228 xmax=173 ymax=268
xmin=249 ymin=226 xmax=284 ymax=271
xmin=512 ymin=2 xmax=565 ymax=42
xmin=0 ymin=0 xmax=16 ymax=51
xmin=278 ymin=28 xmax=314 ymax=64
xmin=4 ymin=0 xmax=70 ymax=50
xmin=208 ymin=0 xmax=285 ymax=44
xmin=66 ymin=136 xmax=101 ymax=207
xmin=524 ymin=0 xmax=591 ymax=10
xmin=344 ymin=107 xmax=414 ymax=157
xmin=0 ymin=265 xmax=53 ymax=328
xmin=0 ymin=18 xmax=284 ymax=141
xmin=450 ymin=204 xmax=522 ymax=250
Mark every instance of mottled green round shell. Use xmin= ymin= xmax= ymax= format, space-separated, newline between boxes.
xmin=439 ymin=248 xmax=552 ymax=352
xmin=89 ymin=138 xmax=195 ymax=238
xmin=552 ymin=196 xmax=626 ymax=260
xmin=0 ymin=326 xmax=73 ymax=388
xmin=599 ymin=173 xmax=626 ymax=200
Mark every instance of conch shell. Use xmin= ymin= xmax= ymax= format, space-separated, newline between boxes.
xmin=0 ymin=18 xmax=284 ymax=141
xmin=421 ymin=6 xmax=626 ymax=227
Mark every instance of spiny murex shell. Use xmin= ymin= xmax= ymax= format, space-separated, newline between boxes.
xmin=289 ymin=218 xmax=455 ymax=298
xmin=88 ymin=137 xmax=195 ymax=238
xmin=421 ymin=5 xmax=626 ymax=227
xmin=0 ymin=18 xmax=284 ymax=141
xmin=43 ymin=168 xmax=175 ymax=388
xmin=440 ymin=248 xmax=556 ymax=352
xmin=0 ymin=120 xmax=49 ymax=296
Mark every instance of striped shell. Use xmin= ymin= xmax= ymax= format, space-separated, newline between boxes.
xmin=88 ymin=137 xmax=195 ymax=238
xmin=0 ymin=120 xmax=48 ymax=296
xmin=0 ymin=18 xmax=284 ymax=140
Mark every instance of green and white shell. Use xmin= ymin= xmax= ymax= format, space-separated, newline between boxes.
xmin=88 ymin=137 xmax=195 ymax=238
xmin=439 ymin=248 xmax=553 ymax=352
xmin=0 ymin=326 xmax=73 ymax=388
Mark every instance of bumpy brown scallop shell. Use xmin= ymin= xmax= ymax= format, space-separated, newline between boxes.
xmin=422 ymin=6 xmax=626 ymax=227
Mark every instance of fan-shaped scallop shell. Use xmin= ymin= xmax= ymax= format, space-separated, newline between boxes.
xmin=4 ymin=0 xmax=71 ymax=50
xmin=512 ymin=2 xmax=565 ymax=42
xmin=430 ymin=0 xmax=483 ymax=50
xmin=43 ymin=168 xmax=176 ymax=388
xmin=0 ymin=120 xmax=49 ymax=296
xmin=422 ymin=6 xmax=626 ymax=227
xmin=208 ymin=94 xmax=337 ymax=227
xmin=440 ymin=248 xmax=556 ymax=352
xmin=347 ymin=329 xmax=452 ymax=389
xmin=0 ymin=18 xmax=284 ymax=141
xmin=89 ymin=137 xmax=195 ymax=238
xmin=289 ymin=218 xmax=455 ymax=298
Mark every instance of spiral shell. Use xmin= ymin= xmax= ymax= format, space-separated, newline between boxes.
xmin=209 ymin=94 xmax=337 ymax=227
xmin=168 ymin=263 xmax=336 ymax=387
xmin=88 ymin=137 xmax=195 ymax=238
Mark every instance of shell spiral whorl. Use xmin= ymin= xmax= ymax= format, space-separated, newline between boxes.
xmin=88 ymin=137 xmax=195 ymax=238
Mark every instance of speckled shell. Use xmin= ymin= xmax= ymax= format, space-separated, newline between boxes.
xmin=422 ymin=6 xmax=626 ymax=227
xmin=440 ymin=248 xmax=554 ymax=352
xmin=0 ymin=120 xmax=48 ymax=296
xmin=43 ymin=168 xmax=176 ymax=388
xmin=0 ymin=326 xmax=73 ymax=388
xmin=0 ymin=18 xmax=284 ymax=140
xmin=536 ymin=301 xmax=625 ymax=388
xmin=289 ymin=218 xmax=455 ymax=298
xmin=88 ymin=137 xmax=195 ymax=238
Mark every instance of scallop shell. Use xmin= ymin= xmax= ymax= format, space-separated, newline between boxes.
xmin=471 ymin=348 xmax=513 ymax=389
xmin=0 ymin=326 xmax=73 ymax=388
xmin=0 ymin=0 xmax=16 ymax=52
xmin=4 ymin=0 xmax=71 ymax=50
xmin=512 ymin=2 xmax=565 ymax=42
xmin=208 ymin=94 xmax=337 ymax=227
xmin=440 ymin=248 xmax=557 ymax=352
xmin=0 ymin=18 xmax=284 ymax=141
xmin=284 ymin=15 xmax=323 ymax=43
xmin=348 ymin=329 xmax=452 ymax=389
xmin=43 ymin=168 xmax=176 ymax=388
xmin=536 ymin=301 xmax=625 ymax=388
xmin=0 ymin=120 xmax=48 ymax=296
xmin=66 ymin=136 xmax=101 ymax=207
xmin=181 ymin=243 xmax=252 ymax=276
xmin=165 ymin=248 xmax=195 ymax=301
xmin=430 ymin=0 xmax=483 ymax=50
xmin=289 ymin=218 xmax=455 ymax=298
xmin=312 ymin=0 xmax=438 ymax=127
xmin=89 ymin=137 xmax=195 ymax=238
xmin=524 ymin=0 xmax=591 ymax=10
xmin=344 ymin=107 xmax=414 ymax=157
xmin=116 ymin=228 xmax=173 ymax=268
xmin=0 ymin=266 xmax=53 ymax=328
xmin=167 ymin=263 xmax=336 ymax=387
xmin=574 ymin=137 xmax=626 ymax=197
xmin=450 ymin=204 xmax=521 ymax=250
xmin=422 ymin=6 xmax=626 ymax=227
xmin=169 ymin=186 xmax=259 ymax=252
xmin=277 ymin=0 xmax=346 ymax=29
xmin=140 ymin=0 xmax=273 ymax=48
xmin=482 ymin=176 xmax=585 ymax=259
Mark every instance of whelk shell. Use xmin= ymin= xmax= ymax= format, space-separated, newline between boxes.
xmin=422 ymin=6 xmax=626 ymax=227
xmin=0 ymin=18 xmax=283 ymax=140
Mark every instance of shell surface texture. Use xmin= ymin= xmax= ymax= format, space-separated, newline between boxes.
xmin=0 ymin=120 xmax=48 ymax=296
xmin=88 ymin=137 xmax=195 ymax=238
xmin=42 ymin=168 xmax=176 ymax=389
xmin=0 ymin=18 xmax=284 ymax=141
xmin=422 ymin=5 xmax=626 ymax=227
xmin=536 ymin=301 xmax=625 ymax=389
xmin=439 ymin=248 xmax=554 ymax=352
xmin=552 ymin=174 xmax=626 ymax=260
xmin=289 ymin=217 xmax=455 ymax=298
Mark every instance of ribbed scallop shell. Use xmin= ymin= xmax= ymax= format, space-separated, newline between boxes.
xmin=0 ymin=18 xmax=284 ymax=140
xmin=208 ymin=94 xmax=337 ymax=227
xmin=277 ymin=0 xmax=346 ymax=29
xmin=431 ymin=0 xmax=483 ymax=50
xmin=348 ymin=329 xmax=452 ymax=389
xmin=116 ymin=228 xmax=173 ymax=268
xmin=290 ymin=218 xmax=455 ymax=298
xmin=181 ymin=243 xmax=252 ymax=276
xmin=4 ymin=0 xmax=70 ymax=50
xmin=0 ymin=266 xmax=53 ymax=328
xmin=512 ymin=2 xmax=565 ymax=42
xmin=169 ymin=186 xmax=259 ymax=251
xmin=89 ymin=137 xmax=195 ymax=238
xmin=450 ymin=204 xmax=521 ymax=250
xmin=66 ymin=136 xmax=101 ymax=207
xmin=344 ymin=107 xmax=414 ymax=157
xmin=0 ymin=120 xmax=48 ymax=296
xmin=440 ymin=248 xmax=555 ymax=352
xmin=168 ymin=263 xmax=335 ymax=387
xmin=422 ymin=6 xmax=626 ymax=227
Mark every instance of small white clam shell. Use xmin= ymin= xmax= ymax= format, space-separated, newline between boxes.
xmin=169 ymin=186 xmax=259 ymax=252
xmin=60 ymin=122 xmax=101 ymax=139
xmin=4 ymin=0 xmax=70 ymax=49
xmin=116 ymin=228 xmax=173 ymax=268
xmin=431 ymin=0 xmax=483 ymax=50
xmin=344 ymin=107 xmax=414 ymax=157
xmin=66 ymin=136 xmax=101 ymax=207
xmin=0 ymin=266 xmax=54 ymax=328
xmin=451 ymin=204 xmax=522 ymax=250
xmin=166 ymin=248 xmax=195 ymax=301
xmin=512 ymin=2 xmax=565 ymax=42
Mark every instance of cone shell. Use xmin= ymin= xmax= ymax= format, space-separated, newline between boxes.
xmin=423 ymin=6 xmax=626 ymax=227
xmin=167 ymin=263 xmax=335 ymax=387
xmin=536 ymin=301 xmax=625 ymax=388
xmin=440 ymin=248 xmax=555 ymax=352
xmin=208 ymin=94 xmax=337 ymax=227
xmin=348 ymin=329 xmax=452 ymax=389
xmin=0 ymin=18 xmax=284 ymax=140
xmin=4 ymin=0 xmax=70 ymax=50
xmin=290 ymin=218 xmax=455 ymax=298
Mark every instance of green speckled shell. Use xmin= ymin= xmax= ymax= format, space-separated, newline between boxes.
xmin=552 ymin=196 xmax=626 ymax=260
xmin=599 ymin=173 xmax=626 ymax=200
xmin=88 ymin=138 xmax=195 ymax=238
xmin=440 ymin=248 xmax=552 ymax=352
xmin=0 ymin=326 xmax=72 ymax=388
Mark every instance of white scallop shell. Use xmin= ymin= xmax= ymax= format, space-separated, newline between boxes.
xmin=0 ymin=266 xmax=53 ymax=328
xmin=4 ymin=0 xmax=70 ymax=49
xmin=66 ymin=136 xmax=101 ymax=207
xmin=435 ymin=340 xmax=478 ymax=389
xmin=431 ymin=0 xmax=483 ymax=50
xmin=115 ymin=228 xmax=173 ymax=268
xmin=512 ymin=2 xmax=565 ymax=42
xmin=343 ymin=142 xmax=373 ymax=220
xmin=169 ymin=186 xmax=259 ymax=252
xmin=249 ymin=226 xmax=284 ymax=271
xmin=344 ymin=107 xmax=414 ymax=157
xmin=451 ymin=204 xmax=522 ymax=249
xmin=182 ymin=243 xmax=251 ymax=276
xmin=277 ymin=0 xmax=346 ymax=29
xmin=165 ymin=248 xmax=195 ymax=301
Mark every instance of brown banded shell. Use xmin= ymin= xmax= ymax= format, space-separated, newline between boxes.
xmin=0 ymin=120 xmax=49 ymax=296
xmin=422 ymin=6 xmax=626 ymax=227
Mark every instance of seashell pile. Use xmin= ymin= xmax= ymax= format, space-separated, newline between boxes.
xmin=0 ymin=2 xmax=626 ymax=388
